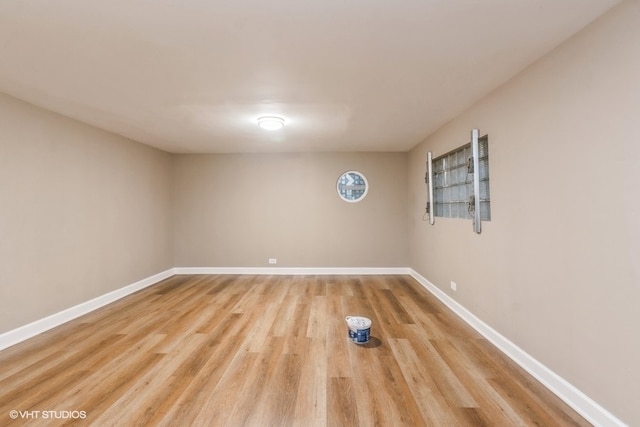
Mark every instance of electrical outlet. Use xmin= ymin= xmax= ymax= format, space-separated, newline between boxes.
xmin=268 ymin=258 xmax=277 ymax=264
xmin=450 ymin=281 xmax=457 ymax=291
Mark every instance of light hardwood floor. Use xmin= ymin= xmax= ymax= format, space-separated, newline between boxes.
xmin=0 ymin=275 xmax=590 ymax=426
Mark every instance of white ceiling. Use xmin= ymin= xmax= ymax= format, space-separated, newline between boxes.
xmin=0 ymin=0 xmax=620 ymax=153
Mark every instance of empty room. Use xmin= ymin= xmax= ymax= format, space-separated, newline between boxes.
xmin=0 ymin=0 xmax=638 ymax=426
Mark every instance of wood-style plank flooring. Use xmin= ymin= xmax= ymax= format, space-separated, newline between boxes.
xmin=0 ymin=275 xmax=590 ymax=426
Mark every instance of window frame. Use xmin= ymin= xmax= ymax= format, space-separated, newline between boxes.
xmin=426 ymin=131 xmax=490 ymax=233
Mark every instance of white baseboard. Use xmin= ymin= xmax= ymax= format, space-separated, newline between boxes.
xmin=174 ymin=267 xmax=411 ymax=275
xmin=0 ymin=268 xmax=175 ymax=352
xmin=408 ymin=269 xmax=626 ymax=427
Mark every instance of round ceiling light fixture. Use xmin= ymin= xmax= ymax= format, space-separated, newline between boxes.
xmin=257 ymin=115 xmax=285 ymax=130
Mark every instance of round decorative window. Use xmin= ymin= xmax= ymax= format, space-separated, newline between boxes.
xmin=336 ymin=171 xmax=368 ymax=203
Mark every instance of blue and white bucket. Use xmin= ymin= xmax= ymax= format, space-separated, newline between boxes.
xmin=345 ymin=316 xmax=372 ymax=344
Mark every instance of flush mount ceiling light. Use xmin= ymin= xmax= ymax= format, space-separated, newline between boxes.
xmin=257 ymin=116 xmax=285 ymax=130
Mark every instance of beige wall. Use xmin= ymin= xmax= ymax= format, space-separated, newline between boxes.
xmin=173 ymin=152 xmax=408 ymax=268
xmin=408 ymin=1 xmax=640 ymax=424
xmin=0 ymin=93 xmax=173 ymax=334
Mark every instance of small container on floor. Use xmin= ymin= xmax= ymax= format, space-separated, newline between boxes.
xmin=345 ymin=316 xmax=371 ymax=344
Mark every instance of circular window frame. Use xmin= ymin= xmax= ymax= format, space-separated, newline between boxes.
xmin=336 ymin=170 xmax=369 ymax=203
